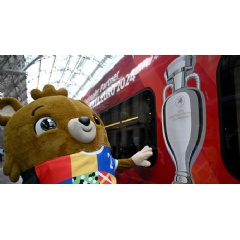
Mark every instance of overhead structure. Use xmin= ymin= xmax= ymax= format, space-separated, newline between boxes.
xmin=0 ymin=55 xmax=27 ymax=147
xmin=0 ymin=55 xmax=123 ymax=103
xmin=0 ymin=55 xmax=28 ymax=104
xmin=24 ymin=55 xmax=123 ymax=102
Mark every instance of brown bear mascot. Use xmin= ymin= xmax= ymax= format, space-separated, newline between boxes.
xmin=0 ymin=84 xmax=153 ymax=184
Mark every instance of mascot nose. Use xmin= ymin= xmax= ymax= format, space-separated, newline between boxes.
xmin=78 ymin=116 xmax=90 ymax=126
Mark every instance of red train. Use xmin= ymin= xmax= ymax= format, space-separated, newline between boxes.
xmin=82 ymin=55 xmax=240 ymax=184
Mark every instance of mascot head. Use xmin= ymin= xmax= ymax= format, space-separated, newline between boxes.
xmin=0 ymin=84 xmax=110 ymax=182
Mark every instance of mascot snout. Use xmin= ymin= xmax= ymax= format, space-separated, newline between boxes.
xmin=68 ymin=117 xmax=97 ymax=143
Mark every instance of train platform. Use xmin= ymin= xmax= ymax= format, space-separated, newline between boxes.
xmin=0 ymin=160 xmax=22 ymax=184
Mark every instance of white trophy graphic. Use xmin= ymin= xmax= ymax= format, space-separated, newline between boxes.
xmin=162 ymin=55 xmax=206 ymax=184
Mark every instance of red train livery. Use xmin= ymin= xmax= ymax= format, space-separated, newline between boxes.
xmin=82 ymin=55 xmax=240 ymax=184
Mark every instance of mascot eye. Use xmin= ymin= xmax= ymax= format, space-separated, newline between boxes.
xmin=93 ymin=116 xmax=101 ymax=125
xmin=35 ymin=117 xmax=57 ymax=135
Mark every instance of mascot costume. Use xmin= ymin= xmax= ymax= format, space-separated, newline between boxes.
xmin=0 ymin=84 xmax=153 ymax=184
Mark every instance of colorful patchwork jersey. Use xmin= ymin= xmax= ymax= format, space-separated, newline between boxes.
xmin=34 ymin=146 xmax=118 ymax=184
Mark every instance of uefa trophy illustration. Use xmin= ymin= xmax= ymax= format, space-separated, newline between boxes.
xmin=162 ymin=55 xmax=206 ymax=184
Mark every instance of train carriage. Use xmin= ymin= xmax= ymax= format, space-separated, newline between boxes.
xmin=82 ymin=55 xmax=240 ymax=184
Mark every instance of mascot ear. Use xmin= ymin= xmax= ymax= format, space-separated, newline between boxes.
xmin=0 ymin=97 xmax=23 ymax=126
xmin=78 ymin=100 xmax=90 ymax=107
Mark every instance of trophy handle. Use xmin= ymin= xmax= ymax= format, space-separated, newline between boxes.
xmin=185 ymin=73 xmax=200 ymax=89
xmin=163 ymin=83 xmax=173 ymax=101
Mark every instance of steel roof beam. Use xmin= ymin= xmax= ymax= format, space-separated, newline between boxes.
xmin=48 ymin=55 xmax=56 ymax=83
xmin=73 ymin=55 xmax=110 ymax=98
xmin=22 ymin=55 xmax=43 ymax=71
xmin=37 ymin=59 xmax=42 ymax=88
xmin=65 ymin=55 xmax=82 ymax=86
xmin=0 ymin=69 xmax=27 ymax=76
xmin=59 ymin=55 xmax=72 ymax=84
xmin=0 ymin=56 xmax=12 ymax=69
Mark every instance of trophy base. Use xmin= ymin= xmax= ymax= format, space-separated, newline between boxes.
xmin=172 ymin=172 xmax=194 ymax=184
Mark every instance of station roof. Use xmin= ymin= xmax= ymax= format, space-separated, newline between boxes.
xmin=25 ymin=55 xmax=123 ymax=102
xmin=0 ymin=55 xmax=123 ymax=102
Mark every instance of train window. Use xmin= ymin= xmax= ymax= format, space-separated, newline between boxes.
xmin=99 ymin=89 xmax=157 ymax=166
xmin=217 ymin=56 xmax=240 ymax=180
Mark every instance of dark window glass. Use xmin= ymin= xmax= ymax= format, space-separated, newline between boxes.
xmin=217 ymin=56 xmax=240 ymax=180
xmin=99 ymin=89 xmax=157 ymax=166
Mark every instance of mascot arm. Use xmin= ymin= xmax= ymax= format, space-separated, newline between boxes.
xmin=117 ymin=145 xmax=153 ymax=170
xmin=117 ymin=158 xmax=136 ymax=170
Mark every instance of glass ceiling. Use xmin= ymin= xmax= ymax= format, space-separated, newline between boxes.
xmin=25 ymin=55 xmax=124 ymax=102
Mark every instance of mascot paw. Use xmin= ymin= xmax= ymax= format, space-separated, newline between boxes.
xmin=131 ymin=145 xmax=153 ymax=167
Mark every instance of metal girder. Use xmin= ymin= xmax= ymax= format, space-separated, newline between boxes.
xmin=73 ymin=55 xmax=111 ymax=98
xmin=48 ymin=55 xmax=56 ymax=83
xmin=65 ymin=55 xmax=82 ymax=86
xmin=0 ymin=56 xmax=12 ymax=69
xmin=59 ymin=55 xmax=72 ymax=83
xmin=0 ymin=69 xmax=27 ymax=76
xmin=22 ymin=55 xmax=43 ymax=71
